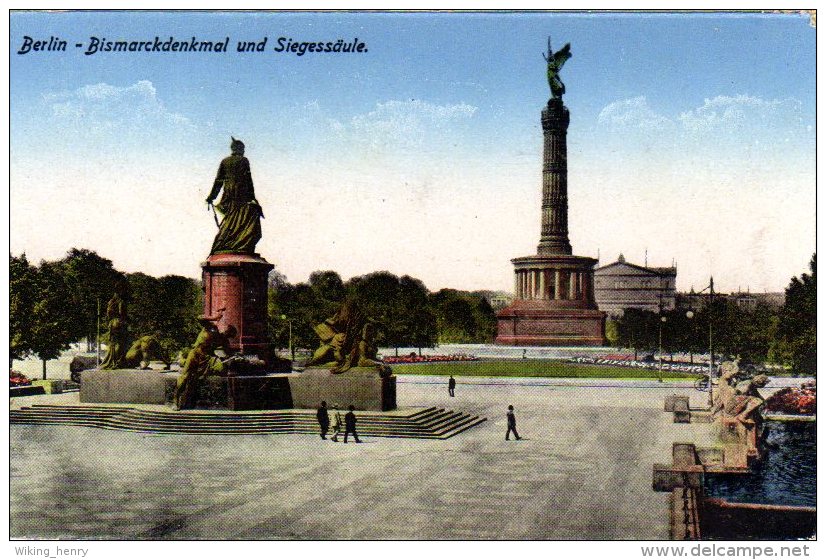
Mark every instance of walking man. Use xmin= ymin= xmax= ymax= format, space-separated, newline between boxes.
xmin=344 ymin=405 xmax=362 ymax=443
xmin=331 ymin=404 xmax=343 ymax=442
xmin=316 ymin=401 xmax=330 ymax=439
xmin=448 ymin=375 xmax=456 ymax=397
xmin=506 ymin=405 xmax=521 ymax=441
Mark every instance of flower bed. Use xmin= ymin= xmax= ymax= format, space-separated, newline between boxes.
xmin=765 ymin=381 xmax=816 ymax=416
xmin=382 ymin=354 xmax=480 ymax=365
xmin=10 ymin=369 xmax=31 ymax=387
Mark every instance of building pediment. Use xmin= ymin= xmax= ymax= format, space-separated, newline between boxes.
xmin=595 ymin=262 xmax=668 ymax=277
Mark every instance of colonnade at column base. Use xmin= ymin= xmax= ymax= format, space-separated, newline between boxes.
xmin=495 ymin=252 xmax=607 ymax=346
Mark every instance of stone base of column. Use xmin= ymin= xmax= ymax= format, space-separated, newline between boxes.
xmin=494 ymin=304 xmax=606 ymax=346
xmin=496 ymin=253 xmax=606 ymax=346
xmin=202 ymin=253 xmax=274 ymax=365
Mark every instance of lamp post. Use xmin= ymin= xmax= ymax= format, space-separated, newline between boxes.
xmin=96 ymin=297 xmax=101 ymax=368
xmin=690 ymin=276 xmax=716 ymax=378
xmin=686 ymin=284 xmax=715 ymax=408
xmin=658 ymin=315 xmax=667 ymax=382
xmin=280 ymin=314 xmax=293 ymax=361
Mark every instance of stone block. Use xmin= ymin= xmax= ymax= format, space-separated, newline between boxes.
xmin=672 ymin=397 xmax=690 ymax=412
xmin=672 ymin=443 xmax=697 ymax=467
xmin=652 ymin=463 xmax=704 ymax=492
xmin=288 ymin=368 xmax=396 ymax=411
xmin=10 ymin=385 xmax=45 ymax=397
xmin=689 ymin=411 xmax=713 ymax=423
xmin=674 ymin=410 xmax=691 ymax=423
xmin=664 ymin=394 xmax=682 ymax=412
xmin=696 ymin=446 xmax=725 ymax=466
xmin=30 ymin=379 xmax=64 ymax=394
xmin=226 ymin=375 xmax=292 ymax=410
xmin=80 ymin=369 xmax=297 ymax=410
xmin=670 ymin=488 xmax=701 ymax=540
xmin=80 ymin=369 xmax=178 ymax=405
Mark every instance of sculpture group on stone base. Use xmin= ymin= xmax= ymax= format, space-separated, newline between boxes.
xmin=305 ymin=299 xmax=392 ymax=377
xmin=99 ymin=288 xmax=172 ymax=371
xmin=172 ymin=309 xmax=238 ymax=410
xmin=711 ymin=360 xmax=771 ymax=460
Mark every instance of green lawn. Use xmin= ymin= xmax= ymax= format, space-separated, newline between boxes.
xmin=390 ymin=360 xmax=698 ymax=379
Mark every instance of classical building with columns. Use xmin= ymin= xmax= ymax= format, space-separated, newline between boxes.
xmin=593 ymin=254 xmax=677 ymax=319
xmin=495 ymin=57 xmax=606 ymax=346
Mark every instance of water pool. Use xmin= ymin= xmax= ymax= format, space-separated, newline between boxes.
xmin=704 ymin=420 xmax=816 ymax=507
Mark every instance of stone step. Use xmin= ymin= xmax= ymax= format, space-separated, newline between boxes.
xmin=10 ymin=405 xmax=486 ymax=439
xmin=10 ymin=411 xmax=481 ymax=436
xmin=10 ymin=416 xmax=485 ymax=439
xmin=13 ymin=404 xmax=448 ymax=420
xmin=11 ymin=406 xmax=458 ymax=430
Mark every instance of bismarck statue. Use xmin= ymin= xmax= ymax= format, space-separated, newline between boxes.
xmin=207 ymin=137 xmax=265 ymax=256
xmin=201 ymin=137 xmax=276 ymax=365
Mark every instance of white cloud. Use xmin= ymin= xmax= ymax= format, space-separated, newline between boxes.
xmin=42 ymin=80 xmax=192 ymax=136
xmin=597 ymin=96 xmax=671 ymax=131
xmin=351 ymin=99 xmax=478 ymax=148
xmin=678 ymin=94 xmax=803 ymax=135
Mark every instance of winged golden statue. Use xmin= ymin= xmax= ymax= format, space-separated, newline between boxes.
xmin=543 ymin=37 xmax=572 ymax=99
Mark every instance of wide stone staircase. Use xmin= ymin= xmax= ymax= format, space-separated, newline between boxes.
xmin=10 ymin=404 xmax=486 ymax=439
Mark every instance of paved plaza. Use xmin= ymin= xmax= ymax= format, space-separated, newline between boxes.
xmin=9 ymin=374 xmax=725 ymax=540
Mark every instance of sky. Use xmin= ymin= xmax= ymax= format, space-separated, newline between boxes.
xmin=9 ymin=11 xmax=816 ymax=294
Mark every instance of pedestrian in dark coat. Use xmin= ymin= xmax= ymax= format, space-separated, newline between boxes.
xmin=316 ymin=401 xmax=330 ymax=439
xmin=506 ymin=405 xmax=521 ymax=441
xmin=344 ymin=405 xmax=362 ymax=443
xmin=448 ymin=375 xmax=456 ymax=397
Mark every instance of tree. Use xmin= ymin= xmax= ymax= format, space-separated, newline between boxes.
xmin=267 ymin=268 xmax=289 ymax=290
xmin=269 ymin=281 xmax=324 ymax=359
xmin=430 ymin=289 xmax=478 ymax=343
xmin=473 ymin=296 xmax=498 ymax=343
xmin=710 ymin=301 xmax=776 ymax=365
xmin=58 ymin=248 xmax=124 ymax=352
xmin=604 ymin=319 xmax=619 ymax=347
xmin=10 ymin=254 xmax=38 ymax=365
xmin=614 ymin=308 xmax=659 ymax=358
xmin=309 ymin=270 xmax=345 ymax=304
xmin=126 ymin=272 xmax=202 ymax=356
xmin=156 ymin=275 xmax=202 ymax=354
xmin=395 ymin=275 xmax=437 ymax=353
xmin=29 ymin=261 xmax=78 ymax=378
xmin=777 ymin=254 xmax=816 ymax=375
xmin=346 ymin=271 xmax=403 ymax=350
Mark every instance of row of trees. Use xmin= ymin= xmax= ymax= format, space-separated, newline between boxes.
xmin=11 ymin=248 xmax=814 ymax=375
xmin=268 ymin=270 xmax=497 ymax=357
xmin=608 ymin=254 xmax=816 ymax=375
xmin=11 ymin=249 xmax=202 ymax=376
xmin=11 ymin=249 xmax=498 ymax=374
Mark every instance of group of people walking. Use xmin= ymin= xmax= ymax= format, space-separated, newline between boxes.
xmin=315 ymin=402 xmax=361 ymax=443
xmin=313 ymin=376 xmax=522 ymax=443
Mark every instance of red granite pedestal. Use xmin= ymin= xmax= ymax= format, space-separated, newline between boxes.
xmin=202 ymin=253 xmax=273 ymax=362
